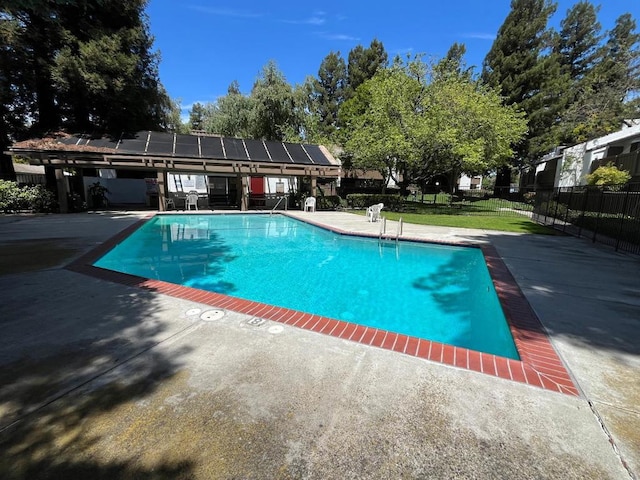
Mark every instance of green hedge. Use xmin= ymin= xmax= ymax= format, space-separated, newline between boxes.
xmin=345 ymin=193 xmax=403 ymax=211
xmin=0 ymin=180 xmax=57 ymax=213
xmin=316 ymin=195 xmax=342 ymax=210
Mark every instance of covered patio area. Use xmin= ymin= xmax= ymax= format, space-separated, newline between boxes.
xmin=7 ymin=131 xmax=341 ymax=212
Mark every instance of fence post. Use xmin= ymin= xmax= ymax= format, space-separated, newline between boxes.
xmin=592 ymin=188 xmax=605 ymax=243
xmin=577 ymin=186 xmax=588 ymax=238
xmin=552 ymin=187 xmax=560 ymax=225
xmin=615 ymin=185 xmax=631 ymax=252
xmin=563 ymin=187 xmax=574 ymax=233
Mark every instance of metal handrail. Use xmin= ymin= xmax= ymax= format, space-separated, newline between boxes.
xmin=379 ymin=216 xmax=386 ymax=240
xmin=270 ymin=195 xmax=287 ymax=215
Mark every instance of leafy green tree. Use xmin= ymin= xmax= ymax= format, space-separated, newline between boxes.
xmin=204 ymin=90 xmax=254 ymax=138
xmin=227 ymin=80 xmax=241 ymax=95
xmin=188 ymin=103 xmax=207 ymax=131
xmin=51 ymin=0 xmax=170 ymax=133
xmin=346 ymin=39 xmax=388 ymax=98
xmin=292 ymin=76 xmax=325 ymax=143
xmin=434 ymin=43 xmax=474 ymax=81
xmin=340 ymin=59 xmax=527 ymax=194
xmin=313 ymin=51 xmax=347 ymax=137
xmin=164 ymin=97 xmax=189 ymax=134
xmin=1 ymin=0 xmax=171 ymax=137
xmin=250 ymin=60 xmax=298 ymax=141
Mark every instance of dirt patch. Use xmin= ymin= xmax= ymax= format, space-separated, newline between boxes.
xmin=0 ymin=240 xmax=82 ymax=275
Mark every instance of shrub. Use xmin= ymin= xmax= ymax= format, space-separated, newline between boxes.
xmin=345 ymin=194 xmax=403 ymax=211
xmin=0 ymin=180 xmax=57 ymax=213
xmin=25 ymin=185 xmax=57 ymax=212
xmin=523 ymin=192 xmax=536 ymax=205
xmin=586 ymin=163 xmax=631 ymax=187
xmin=316 ymin=195 xmax=342 ymax=210
xmin=0 ymin=180 xmax=23 ymax=212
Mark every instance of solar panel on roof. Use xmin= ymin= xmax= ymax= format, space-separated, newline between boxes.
xmin=117 ymin=138 xmax=147 ymax=154
xmin=174 ymin=143 xmax=199 ymax=157
xmin=146 ymin=132 xmax=174 ymax=155
xmin=87 ymin=137 xmax=119 ymax=149
xmin=59 ymin=137 xmax=82 ymax=146
xmin=200 ymin=136 xmax=225 ymax=159
xmin=244 ymin=139 xmax=271 ymax=162
xmin=223 ymin=138 xmax=248 ymax=160
xmin=303 ymin=145 xmax=331 ymax=166
xmin=285 ymin=143 xmax=313 ymax=164
xmin=150 ymin=132 xmax=175 ymax=143
xmin=264 ymin=141 xmax=293 ymax=163
xmin=116 ymin=132 xmax=148 ymax=153
xmin=174 ymin=135 xmax=199 ymax=157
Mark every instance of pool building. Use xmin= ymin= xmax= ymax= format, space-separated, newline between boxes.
xmin=8 ymin=131 xmax=342 ymax=212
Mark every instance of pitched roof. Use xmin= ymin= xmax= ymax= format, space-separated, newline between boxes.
xmin=12 ymin=131 xmax=339 ymax=167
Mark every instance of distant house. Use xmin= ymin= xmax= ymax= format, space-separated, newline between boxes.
xmin=525 ymin=120 xmax=640 ymax=189
xmin=457 ymin=173 xmax=482 ymax=191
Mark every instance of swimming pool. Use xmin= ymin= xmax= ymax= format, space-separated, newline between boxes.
xmin=94 ymin=214 xmax=519 ymax=359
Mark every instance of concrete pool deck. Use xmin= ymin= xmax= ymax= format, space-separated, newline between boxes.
xmin=0 ymin=210 xmax=638 ymax=479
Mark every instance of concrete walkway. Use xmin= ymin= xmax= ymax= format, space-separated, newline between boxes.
xmin=0 ymin=211 xmax=638 ymax=479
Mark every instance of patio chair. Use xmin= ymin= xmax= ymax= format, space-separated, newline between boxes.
xmin=304 ymin=196 xmax=316 ymax=212
xmin=186 ymin=192 xmax=199 ymax=211
xmin=366 ymin=203 xmax=384 ymax=222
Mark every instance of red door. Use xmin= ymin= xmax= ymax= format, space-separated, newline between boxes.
xmin=250 ymin=176 xmax=265 ymax=206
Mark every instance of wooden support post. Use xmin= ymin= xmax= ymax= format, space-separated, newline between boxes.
xmin=157 ymin=170 xmax=167 ymax=212
xmin=240 ymin=174 xmax=249 ymax=211
xmin=310 ymin=176 xmax=317 ymax=197
xmin=55 ymin=168 xmax=69 ymax=213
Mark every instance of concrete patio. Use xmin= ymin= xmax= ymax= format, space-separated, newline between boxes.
xmin=0 ymin=210 xmax=638 ymax=479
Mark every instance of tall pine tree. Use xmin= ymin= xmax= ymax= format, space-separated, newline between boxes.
xmin=563 ymin=13 xmax=640 ymax=141
xmin=346 ymin=39 xmax=388 ymax=98
xmin=313 ymin=51 xmax=347 ymax=138
xmin=482 ymin=0 xmax=560 ymax=191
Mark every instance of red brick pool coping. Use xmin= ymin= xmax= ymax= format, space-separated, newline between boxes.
xmin=66 ymin=213 xmax=579 ymax=397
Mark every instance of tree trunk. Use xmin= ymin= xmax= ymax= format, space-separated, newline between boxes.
xmin=29 ymin=12 xmax=58 ymax=134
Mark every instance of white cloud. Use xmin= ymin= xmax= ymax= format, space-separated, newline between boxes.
xmin=318 ymin=32 xmax=360 ymax=42
xmin=460 ymin=33 xmax=496 ymax=40
xmin=282 ymin=16 xmax=326 ymax=25
xmin=187 ymin=5 xmax=262 ymax=18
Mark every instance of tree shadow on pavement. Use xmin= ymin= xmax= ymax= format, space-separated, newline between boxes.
xmin=0 ymin=214 xmax=197 ymax=479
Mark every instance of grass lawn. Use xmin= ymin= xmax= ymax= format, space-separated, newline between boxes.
xmin=350 ymin=200 xmax=555 ymax=234
xmin=381 ymin=211 xmax=554 ymax=234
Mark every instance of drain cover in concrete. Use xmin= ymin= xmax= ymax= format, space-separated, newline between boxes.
xmin=247 ymin=317 xmax=266 ymax=327
xmin=268 ymin=325 xmax=284 ymax=334
xmin=186 ymin=308 xmax=202 ymax=316
xmin=200 ymin=309 xmax=225 ymax=322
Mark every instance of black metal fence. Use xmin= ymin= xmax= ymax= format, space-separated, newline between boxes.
xmin=531 ymin=183 xmax=640 ymax=255
xmin=411 ymin=188 xmax=536 ymax=217
xmin=410 ymin=184 xmax=640 ymax=255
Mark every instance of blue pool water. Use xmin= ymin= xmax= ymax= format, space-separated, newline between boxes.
xmin=95 ymin=214 xmax=519 ymax=359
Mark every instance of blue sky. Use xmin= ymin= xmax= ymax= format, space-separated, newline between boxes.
xmin=146 ymin=1 xmax=639 ymax=118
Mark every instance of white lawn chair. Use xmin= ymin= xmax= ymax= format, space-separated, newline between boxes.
xmin=304 ymin=196 xmax=316 ymax=212
xmin=186 ymin=192 xmax=199 ymax=211
xmin=366 ymin=203 xmax=384 ymax=222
